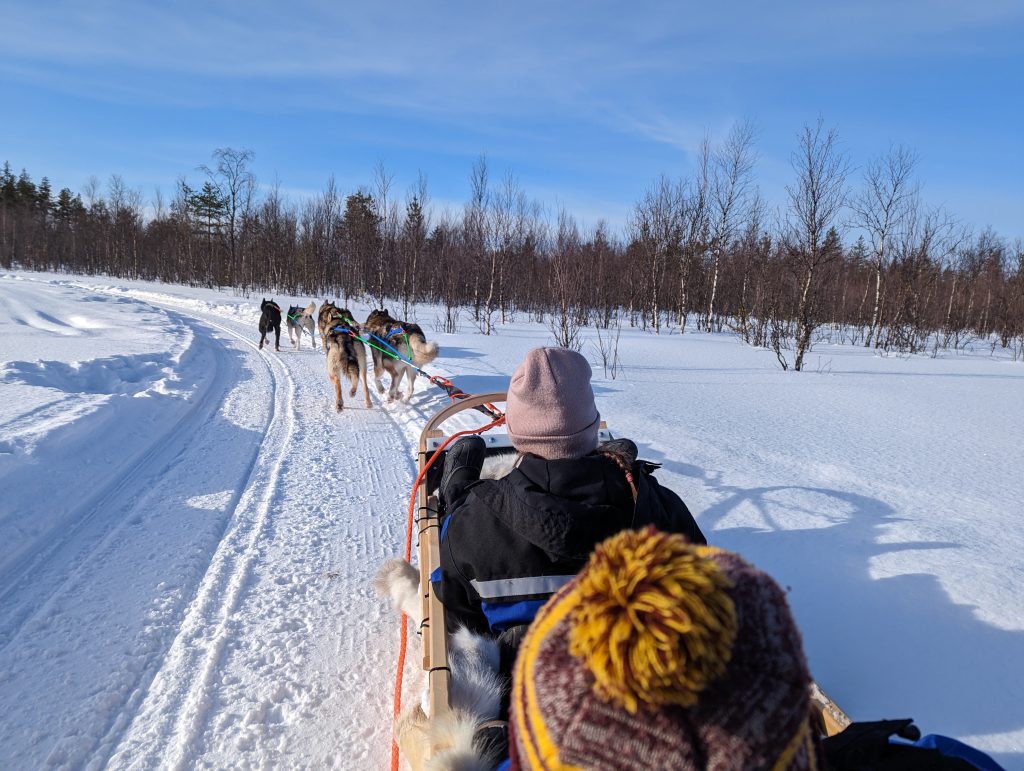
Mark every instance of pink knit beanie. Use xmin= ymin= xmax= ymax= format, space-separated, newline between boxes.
xmin=506 ymin=347 xmax=600 ymax=460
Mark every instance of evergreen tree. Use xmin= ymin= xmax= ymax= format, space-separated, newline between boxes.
xmin=341 ymin=191 xmax=381 ymax=297
xmin=188 ymin=181 xmax=228 ymax=268
xmin=0 ymin=163 xmax=16 ymax=204
xmin=15 ymin=169 xmax=36 ymax=205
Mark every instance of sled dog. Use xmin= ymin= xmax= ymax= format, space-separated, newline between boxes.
xmin=318 ymin=300 xmax=347 ymax=353
xmin=364 ymin=309 xmax=439 ymax=402
xmin=258 ymin=299 xmax=282 ymax=351
xmin=374 ymin=559 xmax=504 ymax=771
xmin=286 ymin=301 xmax=317 ymax=350
xmin=324 ymin=309 xmax=373 ymax=411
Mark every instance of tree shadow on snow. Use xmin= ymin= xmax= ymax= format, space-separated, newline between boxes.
xmin=640 ymin=449 xmax=1023 ymax=768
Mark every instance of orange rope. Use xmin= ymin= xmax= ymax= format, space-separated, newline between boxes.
xmin=390 ymin=414 xmax=506 ymax=770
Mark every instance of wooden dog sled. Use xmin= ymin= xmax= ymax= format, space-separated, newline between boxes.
xmin=397 ymin=393 xmax=850 ymax=768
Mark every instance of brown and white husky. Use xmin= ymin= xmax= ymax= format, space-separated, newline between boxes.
xmin=363 ymin=309 xmax=440 ymax=402
xmin=324 ymin=309 xmax=373 ymax=411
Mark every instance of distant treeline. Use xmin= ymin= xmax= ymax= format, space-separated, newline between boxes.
xmin=2 ymin=123 xmax=1022 ymax=368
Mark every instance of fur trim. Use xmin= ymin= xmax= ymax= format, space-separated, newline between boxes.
xmin=448 ymin=627 xmax=502 ymax=720
xmin=373 ymin=558 xmax=422 ymax=625
xmin=396 ymin=706 xmax=498 ymax=771
xmin=378 ymin=562 xmax=506 ymax=770
xmin=479 ymin=451 xmax=518 ymax=481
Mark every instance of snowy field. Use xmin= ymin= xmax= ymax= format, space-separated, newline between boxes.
xmin=0 ymin=269 xmax=1021 ymax=769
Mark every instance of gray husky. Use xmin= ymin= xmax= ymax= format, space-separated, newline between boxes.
xmin=286 ymin=301 xmax=317 ymax=350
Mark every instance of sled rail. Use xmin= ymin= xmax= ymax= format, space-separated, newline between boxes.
xmin=416 ymin=392 xmax=511 ymax=723
xmin=810 ymin=681 xmax=851 ymax=736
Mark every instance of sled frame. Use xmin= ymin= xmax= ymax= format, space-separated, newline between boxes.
xmin=414 ymin=392 xmax=851 ymax=744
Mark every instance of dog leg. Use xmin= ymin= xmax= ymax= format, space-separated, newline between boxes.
xmin=373 ymin=350 xmax=387 ymax=394
xmin=404 ymin=369 xmax=417 ymax=403
xmin=274 ymin=323 xmax=281 ymax=352
xmin=393 ymin=366 xmax=407 ymax=401
xmin=361 ymin=354 xmax=373 ymax=408
xmin=331 ymin=373 xmax=343 ymax=411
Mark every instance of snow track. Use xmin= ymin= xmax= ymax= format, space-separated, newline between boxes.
xmin=0 ymin=278 xmax=420 ymax=768
xmin=100 ymin=312 xmax=296 ymax=769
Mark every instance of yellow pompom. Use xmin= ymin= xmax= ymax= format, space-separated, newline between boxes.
xmin=567 ymin=527 xmax=737 ymax=713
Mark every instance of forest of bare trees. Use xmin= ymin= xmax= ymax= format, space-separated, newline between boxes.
xmin=2 ymin=124 xmax=1022 ymax=368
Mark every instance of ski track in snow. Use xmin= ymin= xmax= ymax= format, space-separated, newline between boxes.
xmin=0 ymin=278 xmax=438 ymax=769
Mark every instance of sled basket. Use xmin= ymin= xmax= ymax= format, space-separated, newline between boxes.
xmin=407 ymin=393 xmax=850 ymax=766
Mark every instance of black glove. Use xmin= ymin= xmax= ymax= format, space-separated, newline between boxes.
xmin=439 ymin=435 xmax=485 ymax=512
xmin=823 ymin=719 xmax=976 ymax=770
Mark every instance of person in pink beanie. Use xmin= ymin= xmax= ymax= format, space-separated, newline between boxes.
xmin=432 ymin=346 xmax=705 ymax=642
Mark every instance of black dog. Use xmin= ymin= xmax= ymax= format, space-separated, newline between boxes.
xmin=259 ymin=299 xmax=282 ymax=351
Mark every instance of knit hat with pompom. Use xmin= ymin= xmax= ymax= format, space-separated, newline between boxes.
xmin=509 ymin=527 xmax=824 ymax=770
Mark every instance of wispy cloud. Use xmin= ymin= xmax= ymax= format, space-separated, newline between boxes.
xmin=2 ymin=0 xmax=1021 ymax=239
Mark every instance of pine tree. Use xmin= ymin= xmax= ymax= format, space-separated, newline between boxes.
xmin=188 ymin=181 xmax=228 ymax=273
xmin=0 ymin=163 xmax=16 ymax=204
xmin=341 ymin=191 xmax=381 ymax=298
xmin=15 ymin=169 xmax=37 ymax=205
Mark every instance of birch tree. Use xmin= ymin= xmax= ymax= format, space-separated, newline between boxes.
xmin=705 ymin=120 xmax=757 ymax=331
xmin=786 ymin=119 xmax=850 ymax=371
xmin=850 ymin=145 xmax=916 ymax=348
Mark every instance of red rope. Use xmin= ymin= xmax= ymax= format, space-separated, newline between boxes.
xmin=390 ymin=414 xmax=506 ymax=770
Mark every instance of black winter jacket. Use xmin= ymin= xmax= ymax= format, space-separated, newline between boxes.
xmin=432 ymin=448 xmax=705 ymax=636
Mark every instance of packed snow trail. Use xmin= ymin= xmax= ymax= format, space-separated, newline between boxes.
xmin=0 ymin=277 xmax=428 ymax=768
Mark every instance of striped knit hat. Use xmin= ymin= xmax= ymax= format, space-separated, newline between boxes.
xmin=510 ymin=527 xmax=823 ymax=770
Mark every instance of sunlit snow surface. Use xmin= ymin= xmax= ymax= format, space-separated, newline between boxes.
xmin=0 ymin=270 xmax=1021 ymax=768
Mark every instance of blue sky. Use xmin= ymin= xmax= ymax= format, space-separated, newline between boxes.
xmin=3 ymin=1 xmax=1022 ymax=240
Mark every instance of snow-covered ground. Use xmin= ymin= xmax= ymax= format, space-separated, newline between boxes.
xmin=0 ymin=270 xmax=1021 ymax=769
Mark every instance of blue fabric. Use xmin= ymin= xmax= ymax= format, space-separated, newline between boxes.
xmin=481 ymin=598 xmax=548 ymax=633
xmin=430 ymin=566 xmax=441 ymax=585
xmin=913 ymin=735 xmax=1005 ymax=771
xmin=370 ymin=331 xmax=412 ymax=363
xmin=495 ymin=759 xmax=511 ymax=771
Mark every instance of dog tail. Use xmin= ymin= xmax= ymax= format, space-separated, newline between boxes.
xmin=409 ymin=336 xmax=440 ymax=367
xmin=373 ymin=558 xmax=422 ymax=624
xmin=304 ymin=301 xmax=316 ymax=317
